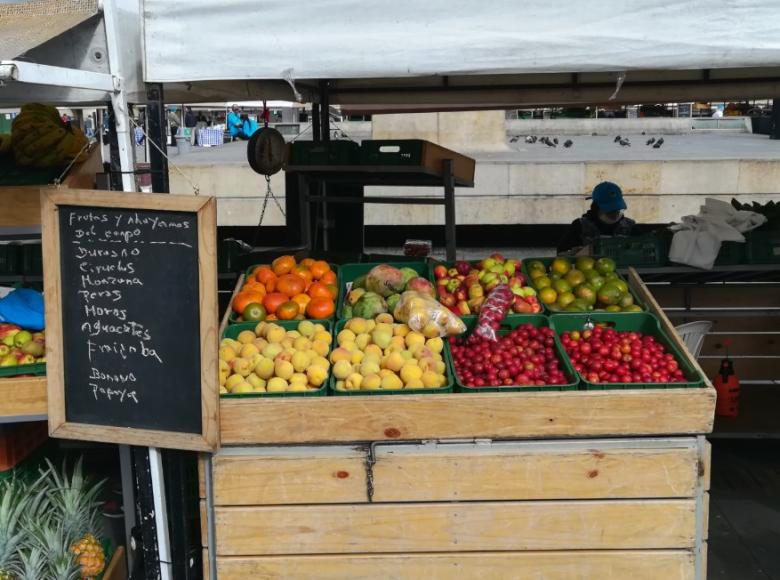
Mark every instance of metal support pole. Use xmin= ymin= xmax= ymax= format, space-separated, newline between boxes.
xmin=106 ymin=102 xmax=123 ymax=191
xmin=311 ymin=103 xmax=321 ymax=142
xmin=299 ymin=175 xmax=312 ymax=252
xmin=146 ymin=83 xmax=170 ymax=193
xmin=149 ymin=448 xmax=172 ymax=580
xmin=443 ymin=159 xmax=457 ymax=261
xmin=131 ymin=446 xmax=161 ymax=580
xmin=771 ymin=98 xmax=780 ymax=140
xmin=319 ymin=80 xmax=330 ymax=142
xmin=118 ymin=445 xmax=137 ymax=574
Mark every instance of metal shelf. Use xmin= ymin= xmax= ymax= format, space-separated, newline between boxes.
xmin=635 ymin=264 xmax=780 ymax=284
xmin=285 ymin=164 xmax=474 ymax=187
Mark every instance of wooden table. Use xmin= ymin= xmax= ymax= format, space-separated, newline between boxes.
xmin=200 ymin=269 xmax=715 ymax=580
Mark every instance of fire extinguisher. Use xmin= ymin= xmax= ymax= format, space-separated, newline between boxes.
xmin=714 ymin=340 xmax=740 ymax=417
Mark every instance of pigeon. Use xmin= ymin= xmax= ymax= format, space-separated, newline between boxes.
xmin=653 ymin=138 xmax=664 ymax=149
xmin=646 ymin=138 xmax=656 ymax=146
xmin=641 ymin=131 xmax=646 ymax=135
xmin=553 ymin=137 xmax=559 ymax=145
xmin=540 ymin=137 xmax=549 ymax=146
xmin=614 ymin=135 xmax=622 ymax=143
xmin=563 ymin=139 xmax=573 ymax=148
xmin=546 ymin=138 xmax=557 ymax=148
xmin=591 ymin=132 xmax=598 ymax=136
xmin=524 ymin=135 xmax=535 ymax=143
xmin=619 ymin=138 xmax=631 ymax=147
xmin=510 ymin=136 xmax=519 ymax=143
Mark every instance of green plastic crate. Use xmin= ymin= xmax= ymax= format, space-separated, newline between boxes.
xmin=745 ymin=229 xmax=780 ymax=264
xmin=288 ymin=140 xmax=360 ymax=165
xmin=549 ymin=312 xmax=705 ymax=390
xmin=328 ymin=319 xmax=453 ymax=396
xmin=337 ymin=262 xmax=429 ymax=320
xmin=521 ymin=256 xmax=645 ymax=314
xmin=227 ymin=263 xmax=340 ymax=325
xmin=221 ymin=320 xmax=331 ymax=397
xmin=592 ymin=235 xmax=668 ymax=268
xmin=450 ymin=315 xmax=579 ymax=392
xmin=713 ymin=241 xmax=745 ymax=266
xmin=0 ymin=361 xmax=46 ymax=379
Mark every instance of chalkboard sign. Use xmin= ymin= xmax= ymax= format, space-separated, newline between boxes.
xmin=41 ymin=190 xmax=218 ymax=451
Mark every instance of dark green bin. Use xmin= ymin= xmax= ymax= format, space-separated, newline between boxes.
xmin=221 ymin=320 xmax=331 ymax=397
xmin=450 ymin=315 xmax=578 ymax=393
xmin=288 ymin=140 xmax=360 ymax=165
xmin=745 ymin=229 xmax=780 ymax=264
xmin=549 ymin=312 xmax=705 ymax=390
xmin=592 ymin=235 xmax=667 ymax=268
xmin=328 ymin=319 xmax=453 ymax=396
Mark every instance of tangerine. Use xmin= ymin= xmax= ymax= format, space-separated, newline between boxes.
xmin=300 ymin=258 xmax=315 ymax=268
xmin=310 ymin=260 xmax=330 ymax=280
xmin=325 ymin=283 xmax=338 ymax=300
xmin=272 ymin=255 xmax=296 ymax=276
xmin=293 ymin=265 xmax=313 ymax=286
xmin=307 ymin=282 xmax=332 ymax=300
xmin=276 ymin=274 xmax=306 ymax=297
xmin=233 ymin=291 xmax=264 ymax=314
xmin=276 ymin=301 xmax=300 ymax=320
xmin=242 ymin=280 xmax=266 ymax=295
xmin=254 ymin=266 xmax=276 ymax=286
xmin=306 ymin=297 xmax=335 ymax=319
xmin=262 ymin=292 xmax=288 ymax=314
xmin=320 ymin=270 xmax=337 ymax=286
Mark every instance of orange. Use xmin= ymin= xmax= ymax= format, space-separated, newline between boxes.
xmin=254 ymin=266 xmax=276 ymax=286
xmin=307 ymin=282 xmax=332 ymax=300
xmin=293 ymin=265 xmax=313 ymax=286
xmin=325 ymin=283 xmax=338 ymax=300
xmin=276 ymin=273 xmax=306 ymax=298
xmin=320 ymin=270 xmax=337 ymax=286
xmin=291 ymin=293 xmax=311 ymax=311
xmin=262 ymin=292 xmax=288 ymax=314
xmin=272 ymin=255 xmax=296 ymax=276
xmin=310 ymin=260 xmax=330 ymax=280
xmin=266 ymin=314 xmax=278 ymax=321
xmin=300 ymin=258 xmax=315 ymax=268
xmin=276 ymin=301 xmax=300 ymax=320
xmin=242 ymin=280 xmax=266 ymax=295
xmin=233 ymin=291 xmax=264 ymax=314
xmin=306 ymin=297 xmax=335 ymax=319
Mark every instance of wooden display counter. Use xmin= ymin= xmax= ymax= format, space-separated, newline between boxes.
xmin=201 ymin=269 xmax=716 ymax=580
xmin=0 ymin=376 xmax=47 ymax=423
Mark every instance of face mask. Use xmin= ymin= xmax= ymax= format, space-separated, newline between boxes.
xmin=598 ymin=211 xmax=622 ymax=225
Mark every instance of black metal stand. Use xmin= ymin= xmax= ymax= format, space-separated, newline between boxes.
xmin=146 ymin=83 xmax=169 ymax=193
xmin=771 ymin=98 xmax=780 ymax=140
xmin=106 ymin=102 xmax=122 ymax=191
xmin=130 ymin=446 xmax=160 ymax=580
xmin=288 ymin=164 xmax=469 ymax=261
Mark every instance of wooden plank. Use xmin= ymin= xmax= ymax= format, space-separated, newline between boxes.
xmin=371 ymin=445 xmax=699 ymax=502
xmin=219 ymin=273 xmax=244 ymax=337
xmin=203 ymin=548 xmax=210 ymax=580
xmin=0 ymin=376 xmax=47 ymax=418
xmin=703 ymin=439 xmax=712 ymax=491
xmin=62 ymin=145 xmax=102 ymax=190
xmin=219 ymin=387 xmax=715 ymax=445
xmin=212 ymin=448 xmax=367 ymax=506
xmin=0 ymin=186 xmax=43 ymax=227
xmin=215 ymin=550 xmax=695 ymax=580
xmin=198 ymin=454 xmax=207 ymax=500
xmin=103 ymin=546 xmax=127 ymax=580
xmin=214 ymin=500 xmax=696 ymax=555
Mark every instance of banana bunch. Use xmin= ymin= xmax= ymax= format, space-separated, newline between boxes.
xmin=11 ymin=103 xmax=89 ymax=168
xmin=0 ymin=133 xmax=10 ymax=156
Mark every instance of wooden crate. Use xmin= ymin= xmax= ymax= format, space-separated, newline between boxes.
xmin=201 ymin=437 xmax=710 ymax=579
xmin=0 ymin=376 xmax=47 ymax=421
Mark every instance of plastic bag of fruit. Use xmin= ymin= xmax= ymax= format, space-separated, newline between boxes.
xmin=473 ymin=284 xmax=513 ymax=341
xmin=393 ymin=291 xmax=466 ymax=337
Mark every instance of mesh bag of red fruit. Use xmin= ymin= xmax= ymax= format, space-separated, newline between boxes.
xmin=473 ymin=284 xmax=513 ymax=341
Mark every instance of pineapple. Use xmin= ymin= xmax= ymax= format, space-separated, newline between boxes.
xmin=25 ymin=515 xmax=80 ymax=580
xmin=0 ymin=479 xmax=30 ymax=580
xmin=11 ymin=547 xmax=45 ymax=580
xmin=43 ymin=459 xmax=106 ymax=579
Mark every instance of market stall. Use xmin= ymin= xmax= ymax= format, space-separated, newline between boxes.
xmin=197 ymin=256 xmax=715 ymax=580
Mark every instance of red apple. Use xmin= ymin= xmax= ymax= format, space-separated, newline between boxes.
xmin=433 ymin=265 xmax=448 ymax=280
xmin=454 ymin=261 xmax=472 ymax=276
xmin=440 ymin=293 xmax=457 ymax=308
xmin=454 ymin=288 xmax=467 ymax=302
xmin=512 ymin=299 xmax=534 ymax=314
xmin=490 ymin=252 xmax=505 ymax=263
xmin=464 ymin=274 xmax=479 ymax=288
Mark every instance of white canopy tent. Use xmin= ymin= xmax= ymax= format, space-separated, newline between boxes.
xmin=143 ymin=0 xmax=780 ymax=107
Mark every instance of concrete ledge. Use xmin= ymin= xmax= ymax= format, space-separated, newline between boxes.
xmin=507 ymin=118 xmax=694 ymax=136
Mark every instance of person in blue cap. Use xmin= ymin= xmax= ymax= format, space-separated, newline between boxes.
xmin=557 ymin=181 xmax=635 ymax=253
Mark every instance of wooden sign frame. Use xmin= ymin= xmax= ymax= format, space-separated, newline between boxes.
xmin=41 ymin=189 xmax=219 ymax=451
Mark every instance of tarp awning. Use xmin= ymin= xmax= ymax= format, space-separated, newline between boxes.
xmin=0 ymin=0 xmax=99 ymax=60
xmin=144 ymin=0 xmax=780 ymax=82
